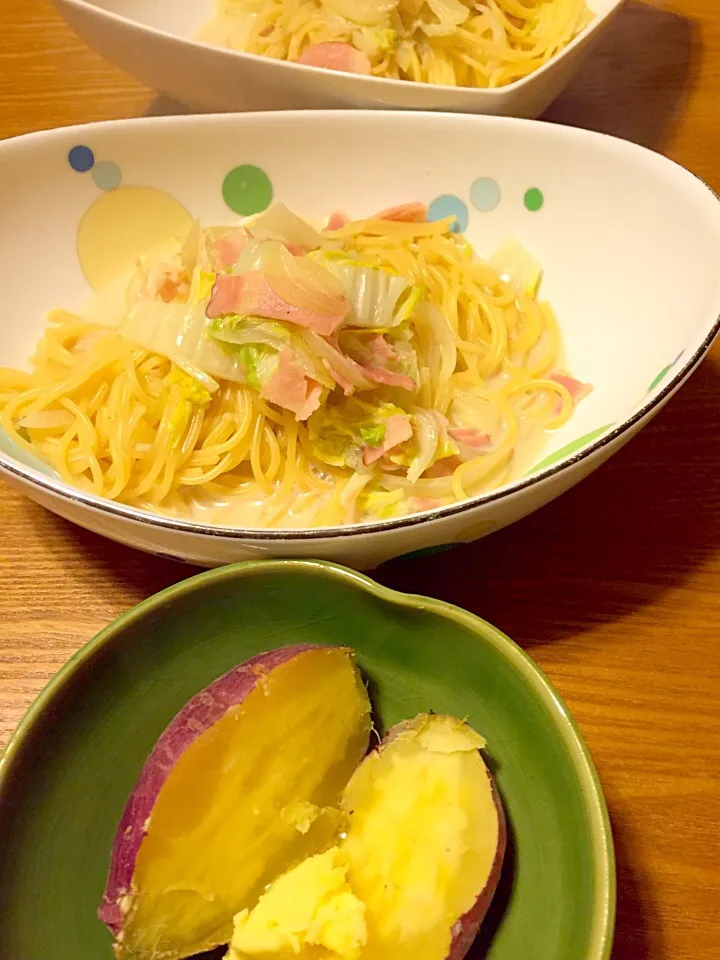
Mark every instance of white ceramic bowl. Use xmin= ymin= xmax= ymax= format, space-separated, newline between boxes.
xmin=1 ymin=111 xmax=719 ymax=568
xmin=55 ymin=0 xmax=626 ymax=117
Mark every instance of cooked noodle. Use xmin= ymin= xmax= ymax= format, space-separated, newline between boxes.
xmin=0 ymin=206 xmax=588 ymax=528
xmin=204 ymin=0 xmax=594 ymax=89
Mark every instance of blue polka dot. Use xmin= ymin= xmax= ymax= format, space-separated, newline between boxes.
xmin=427 ymin=194 xmax=468 ymax=234
xmin=68 ymin=145 xmax=95 ymax=173
xmin=92 ymin=161 xmax=122 ymax=191
xmin=470 ymin=177 xmax=501 ymax=212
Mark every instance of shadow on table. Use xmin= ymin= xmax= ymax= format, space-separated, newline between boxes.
xmin=144 ymin=95 xmax=191 ymax=118
xmin=544 ymin=0 xmax=701 ymax=152
xmin=610 ymin=808 xmax=656 ymax=960
xmin=57 ymin=519 xmax=195 ymax=601
xmin=381 ymin=354 xmax=720 ymax=645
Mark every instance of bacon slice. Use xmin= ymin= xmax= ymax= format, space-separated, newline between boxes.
xmin=372 ymin=202 xmax=428 ymax=222
xmin=410 ymin=497 xmax=444 ymax=512
xmin=362 ymin=414 xmax=413 ymax=466
xmin=322 ymin=359 xmax=355 ymax=396
xmin=548 ymin=372 xmax=592 ymax=405
xmin=259 ymin=347 xmax=323 ymax=421
xmin=359 ymin=364 xmax=416 ymax=392
xmin=368 ymin=334 xmax=397 ymax=362
xmin=206 ymin=272 xmax=348 ymax=336
xmin=325 ymin=211 xmax=350 ymax=231
xmin=146 ymin=263 xmax=186 ymax=303
xmin=297 ymin=42 xmax=372 ymax=75
xmin=449 ymin=427 xmax=491 ymax=451
xmin=423 ymin=456 xmax=461 ymax=479
xmin=210 ymin=228 xmax=250 ymax=270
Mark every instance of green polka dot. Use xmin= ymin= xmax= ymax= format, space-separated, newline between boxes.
xmin=222 ymin=165 xmax=272 ymax=216
xmin=524 ymin=187 xmax=544 ymax=212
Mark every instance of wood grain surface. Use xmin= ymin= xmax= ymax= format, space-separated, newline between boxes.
xmin=1 ymin=2 xmax=719 ymax=958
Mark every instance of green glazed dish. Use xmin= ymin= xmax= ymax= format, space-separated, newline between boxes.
xmin=0 ymin=560 xmax=614 ymax=960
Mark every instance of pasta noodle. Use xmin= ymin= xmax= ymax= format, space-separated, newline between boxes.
xmin=202 ymin=0 xmax=594 ymax=89
xmin=0 ymin=205 xmax=589 ymax=528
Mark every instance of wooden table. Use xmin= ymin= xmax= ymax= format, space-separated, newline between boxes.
xmin=1 ymin=1 xmax=719 ymax=957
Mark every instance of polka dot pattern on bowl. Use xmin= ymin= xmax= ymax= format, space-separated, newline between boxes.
xmin=222 ymin=165 xmax=273 ymax=216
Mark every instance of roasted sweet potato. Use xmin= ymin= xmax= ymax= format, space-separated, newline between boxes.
xmin=227 ymin=713 xmax=506 ymax=960
xmin=99 ymin=645 xmax=372 ymax=960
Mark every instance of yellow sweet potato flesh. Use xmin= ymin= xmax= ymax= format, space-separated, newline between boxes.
xmin=226 ymin=715 xmax=501 ymax=960
xmin=341 ymin=716 xmax=500 ymax=960
xmin=229 ymin=847 xmax=367 ymax=960
xmin=121 ymin=648 xmax=372 ymax=960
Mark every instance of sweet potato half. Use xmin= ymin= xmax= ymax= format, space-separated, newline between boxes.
xmin=227 ymin=714 xmax=506 ymax=960
xmin=99 ymin=645 xmax=372 ymax=960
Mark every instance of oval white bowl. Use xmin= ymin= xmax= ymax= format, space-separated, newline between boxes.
xmin=54 ymin=0 xmax=626 ymax=117
xmin=1 ymin=110 xmax=719 ymax=568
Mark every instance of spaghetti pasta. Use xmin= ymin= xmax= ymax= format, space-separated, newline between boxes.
xmin=202 ymin=0 xmax=594 ymax=89
xmin=0 ymin=203 xmax=590 ymax=528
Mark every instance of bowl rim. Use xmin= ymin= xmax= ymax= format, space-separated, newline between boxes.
xmin=0 ymin=557 xmax=616 ymax=960
xmin=55 ymin=0 xmax=627 ymax=99
xmin=0 ymin=110 xmax=718 ymax=541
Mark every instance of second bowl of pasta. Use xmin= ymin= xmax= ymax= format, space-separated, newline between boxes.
xmin=0 ymin=110 xmax=719 ymax=567
xmin=55 ymin=0 xmax=626 ymax=116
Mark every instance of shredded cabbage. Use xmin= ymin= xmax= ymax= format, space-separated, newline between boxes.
xmin=209 ymin=316 xmax=334 ymax=389
xmin=235 ymin=343 xmax=278 ymax=390
xmin=190 ymin=269 xmax=217 ymax=305
xmin=180 ymin=220 xmax=201 ymax=276
xmin=209 ymin=316 xmax=293 ymax=352
xmin=309 ymin=397 xmax=409 ymax=468
xmin=244 ymin=202 xmax=326 ymax=251
xmin=422 ymin=0 xmax=470 ymax=36
xmin=300 ymin=329 xmax=372 ymax=390
xmin=322 ymin=0 xmax=399 ymax=26
xmin=352 ymin=26 xmax=396 ymax=56
xmin=118 ymin=298 xmax=249 ymax=384
xmin=359 ymin=423 xmax=386 ymax=446
xmin=171 ymin=357 xmax=220 ymax=396
xmin=357 ymin=486 xmax=406 ymax=519
xmin=488 ymin=239 xmax=543 ymax=297
xmin=324 ymin=261 xmax=412 ymax=328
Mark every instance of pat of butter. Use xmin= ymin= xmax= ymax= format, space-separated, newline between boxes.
xmin=228 ymin=847 xmax=367 ymax=960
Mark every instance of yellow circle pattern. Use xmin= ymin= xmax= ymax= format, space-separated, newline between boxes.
xmin=77 ymin=186 xmax=193 ymax=291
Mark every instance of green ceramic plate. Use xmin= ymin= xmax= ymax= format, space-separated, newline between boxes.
xmin=0 ymin=560 xmax=614 ymax=960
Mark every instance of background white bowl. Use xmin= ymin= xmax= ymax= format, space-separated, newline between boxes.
xmin=1 ymin=111 xmax=719 ymax=568
xmin=55 ymin=0 xmax=626 ymax=117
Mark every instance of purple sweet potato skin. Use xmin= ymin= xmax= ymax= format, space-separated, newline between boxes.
xmin=447 ymin=774 xmax=507 ymax=960
xmin=98 ymin=644 xmax=318 ymax=932
xmin=381 ymin=716 xmax=507 ymax=960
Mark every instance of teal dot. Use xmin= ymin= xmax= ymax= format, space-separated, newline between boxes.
xmin=222 ymin=165 xmax=273 ymax=216
xmin=427 ymin=194 xmax=468 ymax=233
xmin=524 ymin=187 xmax=544 ymax=212
xmin=92 ymin=161 xmax=122 ymax=191
xmin=470 ymin=177 xmax=501 ymax=212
